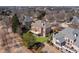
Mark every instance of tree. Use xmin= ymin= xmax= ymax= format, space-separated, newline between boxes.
xmin=23 ymin=32 xmax=36 ymax=49
xmin=12 ymin=14 xmax=20 ymax=33
xmin=36 ymin=10 xmax=46 ymax=20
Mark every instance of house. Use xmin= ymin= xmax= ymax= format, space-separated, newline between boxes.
xmin=30 ymin=20 xmax=51 ymax=37
xmin=52 ymin=28 xmax=79 ymax=53
xmin=22 ymin=16 xmax=32 ymax=25
xmin=60 ymin=16 xmax=79 ymax=29
xmin=68 ymin=16 xmax=79 ymax=29
xmin=22 ymin=16 xmax=33 ymax=29
xmin=71 ymin=16 xmax=79 ymax=25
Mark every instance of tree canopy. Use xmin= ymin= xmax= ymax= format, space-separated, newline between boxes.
xmin=23 ymin=32 xmax=36 ymax=48
xmin=12 ymin=14 xmax=20 ymax=33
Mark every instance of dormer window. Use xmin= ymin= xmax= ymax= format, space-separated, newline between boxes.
xmin=74 ymin=33 xmax=78 ymax=37
xmin=65 ymin=37 xmax=68 ymax=41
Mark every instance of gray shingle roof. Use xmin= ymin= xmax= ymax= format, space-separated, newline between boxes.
xmin=24 ymin=16 xmax=32 ymax=22
xmin=71 ymin=16 xmax=79 ymax=24
xmin=54 ymin=28 xmax=79 ymax=47
xmin=23 ymin=16 xmax=32 ymax=25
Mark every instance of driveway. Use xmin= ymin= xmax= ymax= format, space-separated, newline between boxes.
xmin=42 ymin=43 xmax=61 ymax=53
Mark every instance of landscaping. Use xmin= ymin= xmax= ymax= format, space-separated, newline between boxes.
xmin=22 ymin=31 xmax=48 ymax=50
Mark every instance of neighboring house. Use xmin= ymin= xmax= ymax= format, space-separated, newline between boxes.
xmin=71 ymin=16 xmax=79 ymax=24
xmin=22 ymin=16 xmax=33 ymax=29
xmin=22 ymin=16 xmax=32 ymax=25
xmin=52 ymin=28 xmax=79 ymax=53
xmin=61 ymin=16 xmax=79 ymax=25
xmin=68 ymin=16 xmax=79 ymax=29
xmin=60 ymin=16 xmax=79 ymax=29
xmin=30 ymin=20 xmax=51 ymax=37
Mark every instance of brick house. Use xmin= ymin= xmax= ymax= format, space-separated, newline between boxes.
xmin=30 ymin=20 xmax=51 ymax=37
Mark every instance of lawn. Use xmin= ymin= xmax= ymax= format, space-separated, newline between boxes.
xmin=36 ymin=37 xmax=48 ymax=43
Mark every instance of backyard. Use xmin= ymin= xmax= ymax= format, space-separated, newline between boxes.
xmin=36 ymin=37 xmax=48 ymax=43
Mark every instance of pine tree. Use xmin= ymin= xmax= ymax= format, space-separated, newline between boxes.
xmin=12 ymin=14 xmax=19 ymax=33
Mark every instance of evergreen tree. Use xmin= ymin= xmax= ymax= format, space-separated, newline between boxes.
xmin=12 ymin=14 xmax=19 ymax=33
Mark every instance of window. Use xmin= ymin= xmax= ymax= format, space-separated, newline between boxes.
xmin=65 ymin=37 xmax=68 ymax=41
xmin=61 ymin=41 xmax=66 ymax=46
xmin=74 ymin=39 xmax=76 ymax=42
xmin=66 ymin=49 xmax=68 ymax=51
xmin=71 ymin=41 xmax=73 ymax=44
xmin=68 ymin=51 xmax=71 ymax=53
xmin=71 ymin=47 xmax=74 ymax=49
xmin=56 ymin=41 xmax=60 ymax=45
xmin=43 ymin=23 xmax=45 ymax=26
xmin=74 ymin=33 xmax=78 ymax=37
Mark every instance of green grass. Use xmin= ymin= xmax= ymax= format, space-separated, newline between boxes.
xmin=36 ymin=37 xmax=48 ymax=43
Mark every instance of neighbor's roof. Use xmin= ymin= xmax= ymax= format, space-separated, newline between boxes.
xmin=24 ymin=16 xmax=32 ymax=22
xmin=71 ymin=16 xmax=79 ymax=24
